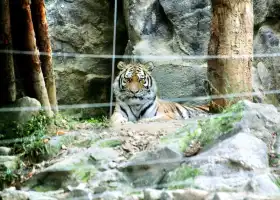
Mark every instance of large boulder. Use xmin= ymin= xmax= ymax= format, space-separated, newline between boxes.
xmin=0 ymin=97 xmax=41 ymax=124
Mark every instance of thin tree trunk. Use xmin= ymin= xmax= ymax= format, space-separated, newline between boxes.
xmin=207 ymin=0 xmax=253 ymax=112
xmin=31 ymin=0 xmax=58 ymax=112
xmin=0 ymin=0 xmax=16 ymax=105
xmin=21 ymin=0 xmax=53 ymax=117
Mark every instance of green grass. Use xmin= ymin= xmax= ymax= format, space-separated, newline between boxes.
xmin=84 ymin=116 xmax=109 ymax=128
xmin=269 ymin=153 xmax=280 ymax=167
xmin=0 ymin=111 xmax=109 ymax=189
xmin=73 ymin=164 xmax=97 ymax=183
xmin=179 ymin=101 xmax=244 ymax=152
xmin=271 ymin=174 xmax=280 ymax=188
xmin=0 ymin=164 xmax=19 ymax=190
xmin=98 ymin=139 xmax=122 ymax=148
xmin=166 ymin=165 xmax=202 ymax=190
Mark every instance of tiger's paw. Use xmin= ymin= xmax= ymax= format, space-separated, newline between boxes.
xmin=110 ymin=117 xmax=136 ymax=127
xmin=138 ymin=116 xmax=164 ymax=124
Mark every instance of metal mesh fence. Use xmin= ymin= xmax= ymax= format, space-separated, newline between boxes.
xmin=1 ymin=0 xmax=280 ymax=199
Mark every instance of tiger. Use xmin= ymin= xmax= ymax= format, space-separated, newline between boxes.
xmin=110 ymin=61 xmax=209 ymax=126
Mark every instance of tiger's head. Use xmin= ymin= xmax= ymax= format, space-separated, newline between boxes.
xmin=113 ymin=61 xmax=157 ymax=104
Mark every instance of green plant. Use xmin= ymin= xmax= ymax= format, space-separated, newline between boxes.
xmin=166 ymin=165 xmax=202 ymax=190
xmin=179 ymin=101 xmax=244 ymax=152
xmin=0 ymin=165 xmax=19 ymax=190
xmin=0 ymin=111 xmax=53 ymax=162
xmin=271 ymin=174 xmax=280 ymax=188
xmin=85 ymin=116 xmax=109 ymax=128
xmin=269 ymin=153 xmax=280 ymax=167
xmin=98 ymin=139 xmax=122 ymax=148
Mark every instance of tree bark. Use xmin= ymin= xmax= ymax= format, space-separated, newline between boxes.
xmin=21 ymin=0 xmax=53 ymax=117
xmin=0 ymin=0 xmax=16 ymax=105
xmin=207 ymin=0 xmax=253 ymax=112
xmin=31 ymin=0 xmax=58 ymax=112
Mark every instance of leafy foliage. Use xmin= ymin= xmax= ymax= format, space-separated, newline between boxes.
xmin=179 ymin=102 xmax=244 ymax=152
xmin=99 ymin=139 xmax=122 ymax=148
xmin=166 ymin=165 xmax=202 ymax=190
xmin=85 ymin=116 xmax=109 ymax=128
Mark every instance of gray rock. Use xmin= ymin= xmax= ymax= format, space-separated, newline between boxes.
xmin=0 ymin=156 xmax=19 ymax=170
xmin=0 ymin=97 xmax=41 ymax=124
xmin=193 ymin=172 xmax=280 ymax=194
xmin=182 ymin=131 xmax=274 ymax=192
xmin=67 ymin=188 xmax=93 ymax=200
xmin=249 ymin=174 xmax=280 ymax=194
xmin=123 ymin=0 xmax=210 ymax=104
xmin=253 ymin=0 xmax=269 ymax=25
xmin=0 ymin=147 xmax=11 ymax=156
xmin=0 ymin=188 xmax=29 ymax=200
xmin=143 ymin=189 xmax=162 ymax=200
xmin=267 ymin=0 xmax=280 ymax=18
xmin=193 ymin=174 xmax=252 ymax=192
xmin=189 ymin=132 xmax=269 ymax=173
xmin=234 ymin=100 xmax=280 ymax=149
xmin=93 ymin=191 xmax=124 ymax=200
xmin=206 ymin=192 xmax=280 ymax=200
xmin=23 ymin=147 xmax=119 ymax=191
xmin=46 ymin=0 xmax=127 ymax=115
xmin=253 ymin=25 xmax=280 ymax=104
xmin=144 ymin=188 xmax=211 ymax=200
xmin=159 ymin=0 xmax=211 ymax=56
xmin=119 ymin=147 xmax=182 ymax=187
xmin=89 ymin=169 xmax=130 ymax=194
xmin=170 ymin=188 xmax=209 ymax=200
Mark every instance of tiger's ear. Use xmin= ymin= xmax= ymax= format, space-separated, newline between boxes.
xmin=117 ymin=61 xmax=126 ymax=70
xmin=144 ymin=62 xmax=154 ymax=72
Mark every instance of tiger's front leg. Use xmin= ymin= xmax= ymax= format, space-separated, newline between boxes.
xmin=138 ymin=115 xmax=171 ymax=123
xmin=110 ymin=112 xmax=128 ymax=127
xmin=110 ymin=105 xmax=134 ymax=127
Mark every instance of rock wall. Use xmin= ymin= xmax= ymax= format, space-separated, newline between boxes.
xmin=46 ymin=0 xmax=127 ymax=116
xmin=46 ymin=0 xmax=280 ymax=116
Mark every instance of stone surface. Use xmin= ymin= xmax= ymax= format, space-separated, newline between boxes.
xmin=2 ymin=102 xmax=280 ymax=199
xmin=119 ymin=146 xmax=182 ymax=187
xmin=123 ymin=0 xmax=210 ymax=105
xmin=0 ymin=188 xmax=29 ymax=200
xmin=234 ymin=100 xmax=280 ymax=148
xmin=23 ymin=147 xmax=119 ymax=190
xmin=46 ymin=0 xmax=127 ymax=115
xmin=43 ymin=0 xmax=280 ymax=108
xmin=253 ymin=24 xmax=280 ymax=104
xmin=0 ymin=97 xmax=41 ymax=124
xmin=0 ymin=147 xmax=11 ymax=156
xmin=0 ymin=156 xmax=19 ymax=171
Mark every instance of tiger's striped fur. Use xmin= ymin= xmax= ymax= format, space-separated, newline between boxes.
xmin=111 ymin=61 xmax=209 ymax=126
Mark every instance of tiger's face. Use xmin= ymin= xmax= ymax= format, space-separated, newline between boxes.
xmin=113 ymin=61 xmax=157 ymax=104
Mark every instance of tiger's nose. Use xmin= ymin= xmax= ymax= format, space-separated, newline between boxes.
xmin=129 ymin=84 xmax=139 ymax=94
xmin=130 ymin=88 xmax=139 ymax=94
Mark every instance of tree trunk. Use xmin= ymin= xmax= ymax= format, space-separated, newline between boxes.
xmin=207 ymin=0 xmax=253 ymax=112
xmin=21 ymin=0 xmax=53 ymax=117
xmin=0 ymin=0 xmax=16 ymax=105
xmin=31 ymin=0 xmax=58 ymax=112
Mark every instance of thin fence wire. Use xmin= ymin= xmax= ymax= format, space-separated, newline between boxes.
xmin=1 ymin=2 xmax=280 ymax=199
xmin=0 ymin=111 xmax=236 ymax=145
xmin=1 ymin=49 xmax=280 ymax=60
xmin=0 ymin=88 xmax=277 ymax=112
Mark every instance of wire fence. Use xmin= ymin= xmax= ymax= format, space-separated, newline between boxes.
xmin=0 ymin=88 xmax=277 ymax=112
xmin=1 ymin=49 xmax=280 ymax=59
xmin=1 ymin=0 xmax=280 ymax=199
